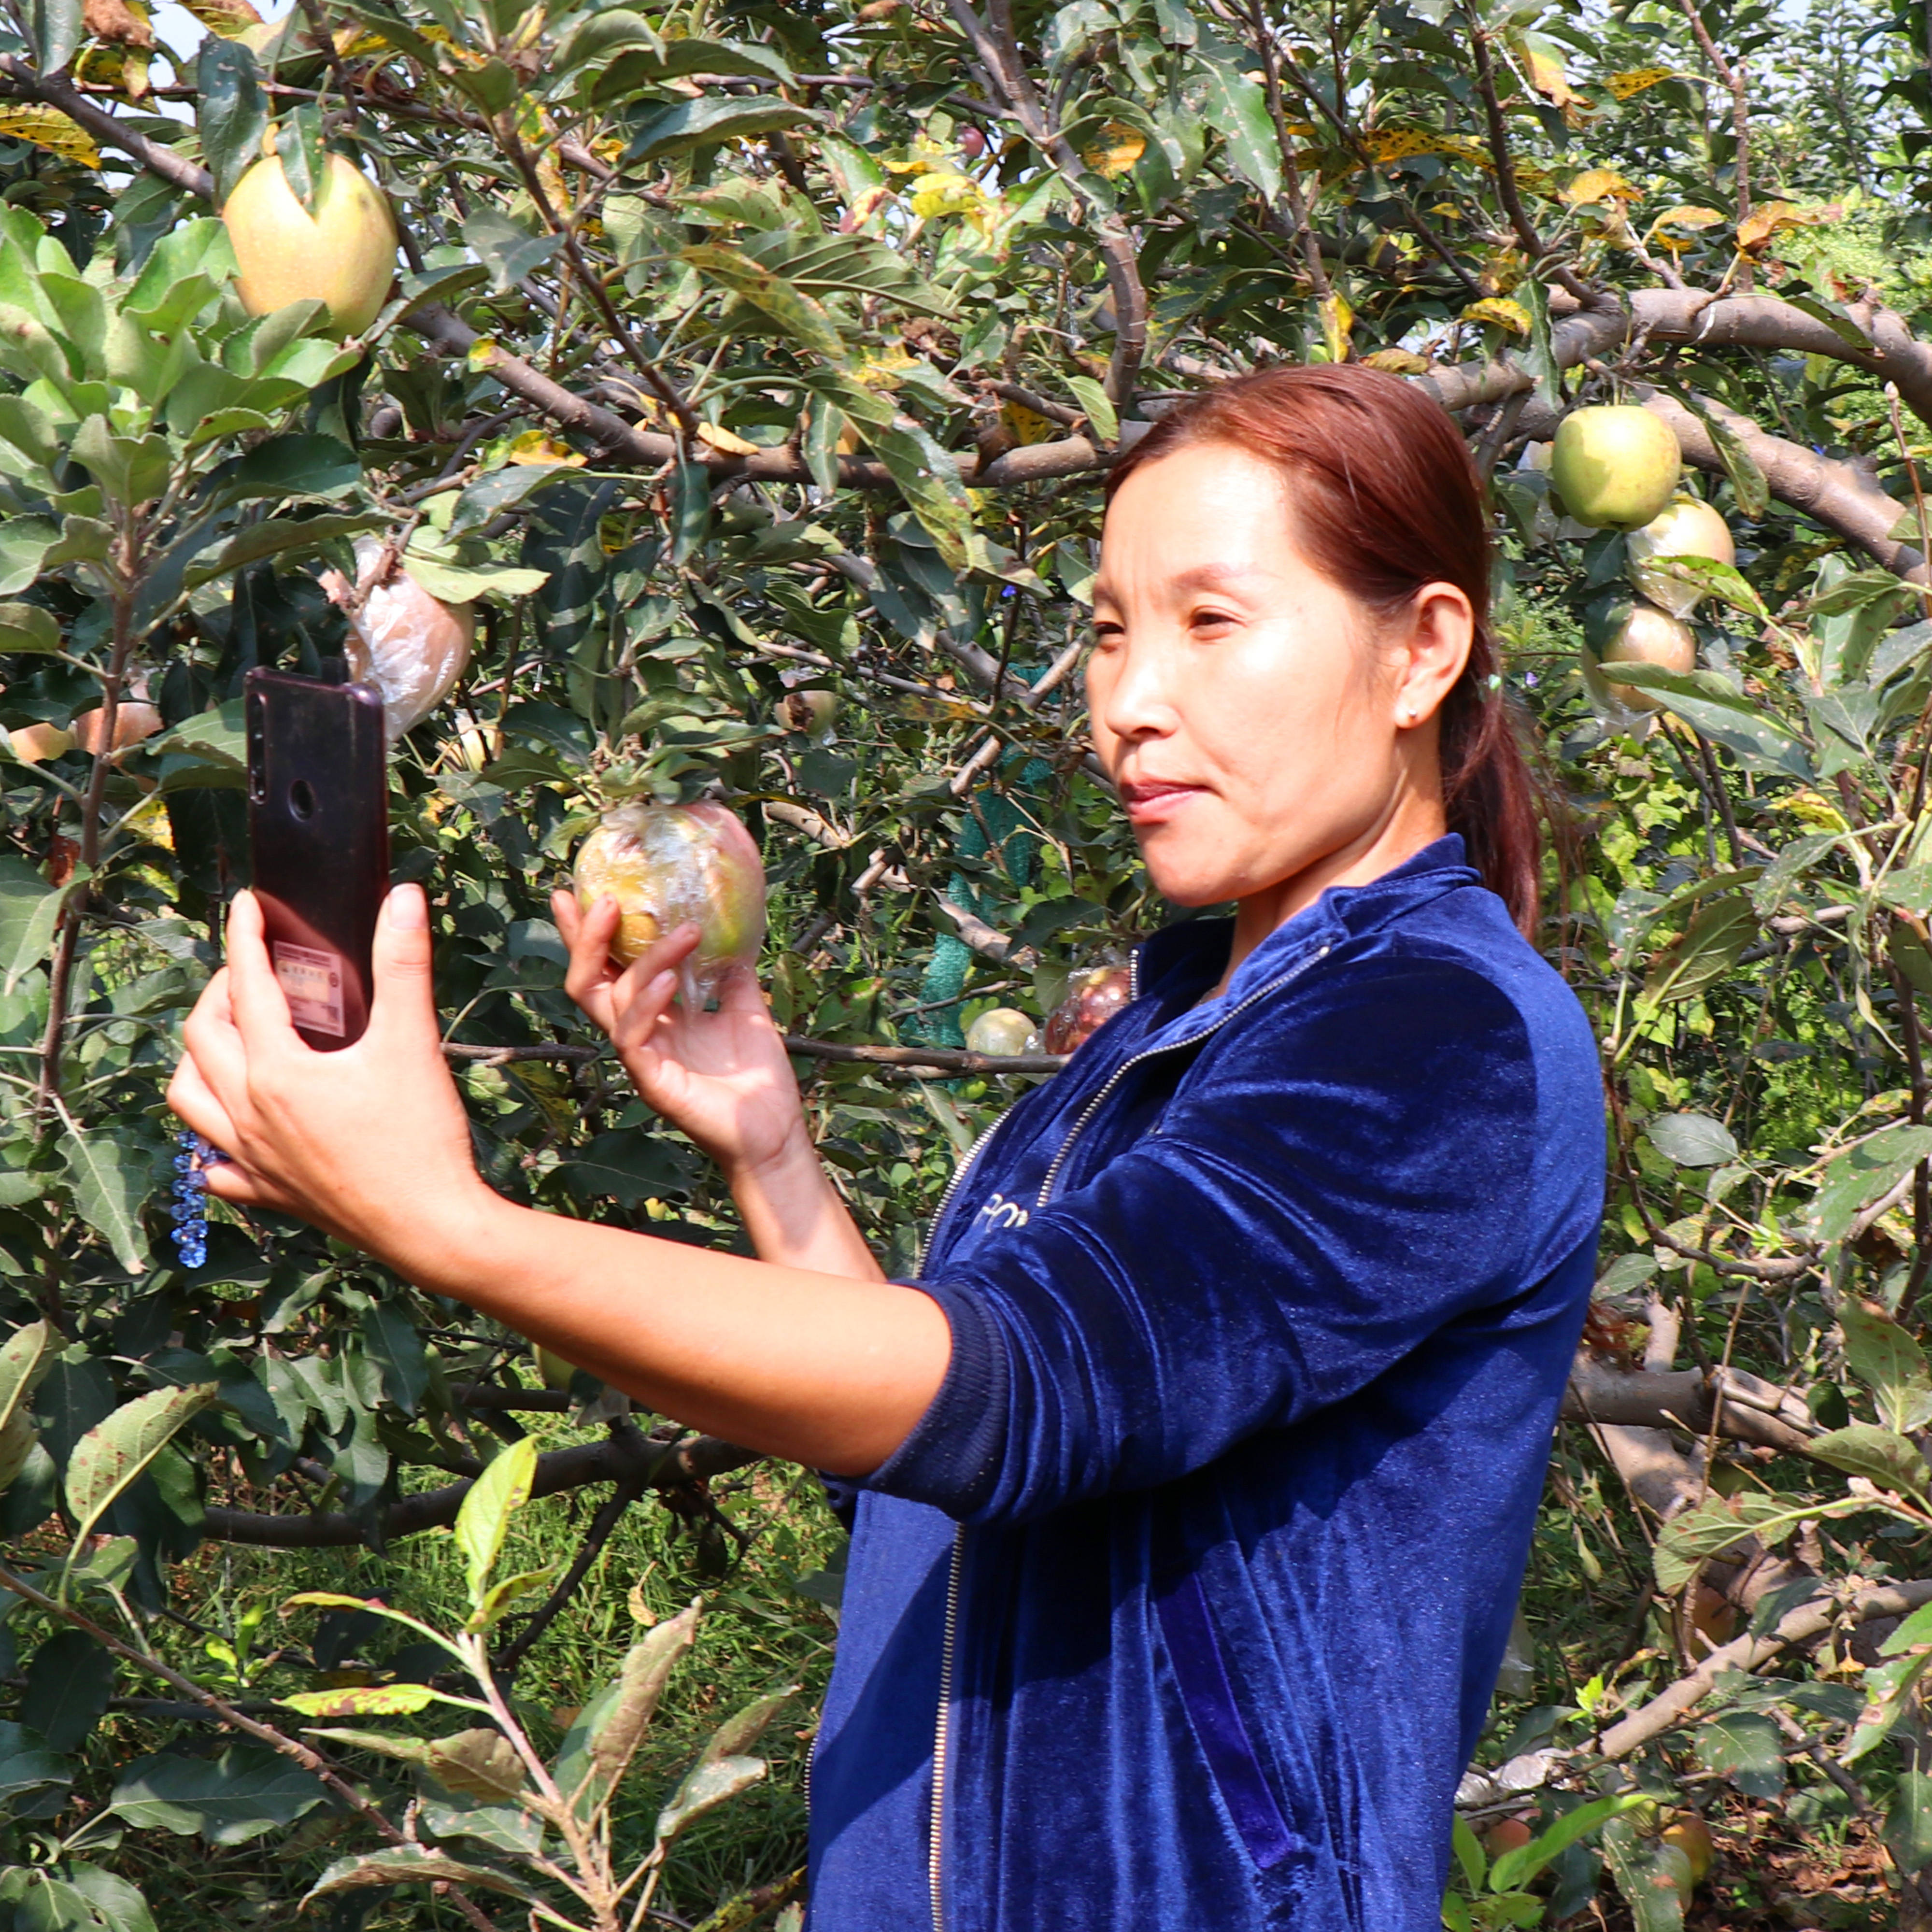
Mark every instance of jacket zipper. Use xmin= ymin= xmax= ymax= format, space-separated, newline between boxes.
xmin=922 ymin=936 xmax=1332 ymax=1930
xmin=928 ymin=1522 xmax=966 ymax=1932
xmin=1033 ymin=941 xmax=1332 ymax=1209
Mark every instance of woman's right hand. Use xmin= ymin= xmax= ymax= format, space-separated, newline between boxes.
xmin=555 ymin=890 xmax=810 ymax=1183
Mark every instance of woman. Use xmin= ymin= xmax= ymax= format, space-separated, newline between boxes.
xmin=170 ymin=365 xmax=1604 ymax=1931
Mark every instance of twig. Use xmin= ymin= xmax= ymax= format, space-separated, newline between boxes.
xmin=494 ymin=1469 xmax=648 ymax=1677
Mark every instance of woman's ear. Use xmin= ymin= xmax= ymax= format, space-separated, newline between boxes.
xmin=1390 ymin=583 xmax=1475 ymax=729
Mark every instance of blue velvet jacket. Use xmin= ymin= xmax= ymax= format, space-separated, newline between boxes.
xmin=806 ymin=838 xmax=1605 ymax=1932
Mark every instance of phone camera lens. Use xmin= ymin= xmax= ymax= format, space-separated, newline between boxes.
xmin=289 ymin=778 xmax=317 ymax=821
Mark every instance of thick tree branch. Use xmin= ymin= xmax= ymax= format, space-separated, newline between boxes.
xmin=1563 ymin=1359 xmax=1817 ymax=1456
xmin=1599 ymin=1577 xmax=1932 ymax=1758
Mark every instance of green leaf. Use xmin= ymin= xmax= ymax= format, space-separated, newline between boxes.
xmin=1696 ymin=1711 xmax=1786 ymax=1798
xmin=0 ymin=602 xmax=60 ymax=653
xmin=1451 ymin=1812 xmax=1486 ymax=1894
xmin=453 ymin=1435 xmax=538 ymax=1604
xmin=467 ymin=1564 xmax=553 ymax=1632
xmin=1668 ymin=386 xmax=1770 ymax=521
xmin=298 ymin=1727 xmax=434 ymax=1767
xmin=0 ymin=856 xmax=65 ymax=995
xmin=277 ymin=104 xmax=326 ymax=216
xmin=25 ymin=0 xmax=83 ymax=76
xmin=654 ymin=1754 xmax=767 ymax=1844
xmin=681 ymin=242 xmax=846 ymax=362
xmin=1488 ymin=1793 xmax=1650 ymax=1893
xmin=1640 ymin=895 xmax=1756 ymax=1006
xmin=63 ymin=1381 xmax=218 ymax=1548
xmin=1806 ymin=1124 xmax=1932 ymax=1243
xmin=1597 ymin=664 xmax=1813 ymax=779
xmin=300 ymin=1850 xmax=539 ymax=1908
xmin=460 ymin=208 xmax=563 ymax=297
xmin=1191 ymin=40 xmax=1282 ymax=200
xmin=1600 ymin=1815 xmax=1688 ymax=1932
xmin=108 ymin=1745 xmax=327 ymax=1844
xmin=1645 ymin=1111 xmax=1738 ymax=1167
xmin=623 ymin=96 xmax=817 ymax=168
xmin=1809 ymin=1422 xmax=1932 ymax=1500
xmin=21 ymin=1630 xmax=113 ymax=1752
xmin=1841 ymin=1298 xmax=1932 ymax=1434
xmin=184 ymin=511 xmax=389 ymax=587
xmin=196 ymin=36 xmax=266 ymax=206
xmin=1065 ymin=374 xmax=1118 ymax=444
xmin=0 ymin=1320 xmax=55 ymax=1439
xmin=1653 ymin=1492 xmax=1807 ymax=1591
xmin=392 ymin=552 xmax=547 ymax=604
xmin=57 ymin=1131 xmax=152 ymax=1276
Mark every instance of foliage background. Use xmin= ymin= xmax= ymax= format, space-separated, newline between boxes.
xmin=7 ymin=0 xmax=1932 ymax=1923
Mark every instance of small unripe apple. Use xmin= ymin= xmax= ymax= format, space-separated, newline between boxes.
xmin=71 ymin=701 xmax=162 ymax=755
xmin=1550 ymin=405 xmax=1681 ymax=529
xmin=223 ymin=150 xmax=399 ymax=336
xmin=574 ymin=800 xmax=767 ymax=994
xmin=1042 ymin=965 xmax=1132 ymax=1055
xmin=1483 ymin=1818 xmax=1534 ymax=1859
xmin=6 ymin=722 xmax=75 ymax=763
xmin=1661 ymin=1815 xmax=1713 ymax=1886
xmin=1599 ymin=602 xmax=1696 ymax=710
xmin=1626 ymin=497 xmax=1735 ymax=618
xmin=965 ymin=1007 xmax=1035 ymax=1056
xmin=778 ymin=688 xmax=839 ymax=736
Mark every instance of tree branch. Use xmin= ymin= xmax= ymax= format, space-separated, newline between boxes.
xmin=203 ymin=1432 xmax=759 ymax=1548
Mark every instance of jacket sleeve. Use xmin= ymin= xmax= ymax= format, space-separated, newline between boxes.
xmin=861 ymin=950 xmax=1552 ymax=1524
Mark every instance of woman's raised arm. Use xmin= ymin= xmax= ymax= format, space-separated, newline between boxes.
xmin=166 ymin=886 xmax=950 ymax=1476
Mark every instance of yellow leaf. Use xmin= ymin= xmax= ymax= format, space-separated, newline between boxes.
xmin=1605 ymin=65 xmax=1676 ymax=100
xmin=1361 ymin=127 xmax=1491 ymax=169
xmin=999 ymin=399 xmax=1059 ymax=447
xmin=1563 ymin=168 xmax=1641 ymax=205
xmin=0 ymin=105 xmax=101 ymax=167
xmin=1462 ymin=297 xmax=1532 ymax=337
xmin=1736 ymin=199 xmax=1843 ymax=254
xmin=1079 ymin=121 xmax=1147 ymax=179
xmin=1513 ymin=33 xmax=1580 ymax=110
xmin=1362 ymin=347 xmax=1433 ymax=374
xmin=1318 ymin=290 xmax=1354 ymax=362
xmin=908 ymin=172 xmax=986 ymax=220
xmin=695 ymin=420 xmax=761 ymax=456
xmin=503 ymin=431 xmax=584 ymax=468
xmin=1650 ymin=205 xmax=1725 ymax=231
xmin=852 ymin=347 xmax=920 ymax=389
xmin=178 ymin=0 xmax=262 ymax=33
xmin=1770 ymin=789 xmax=1850 ymax=833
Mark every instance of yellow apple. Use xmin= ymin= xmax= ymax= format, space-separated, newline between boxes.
xmin=1550 ymin=405 xmax=1681 ymax=529
xmin=1626 ymin=497 xmax=1735 ymax=617
xmin=223 ymin=150 xmax=399 ymax=336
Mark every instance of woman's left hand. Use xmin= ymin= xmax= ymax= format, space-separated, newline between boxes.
xmin=167 ymin=885 xmax=489 ymax=1265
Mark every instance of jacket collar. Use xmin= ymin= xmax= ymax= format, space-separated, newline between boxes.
xmin=1134 ymin=835 xmax=1480 ymax=1029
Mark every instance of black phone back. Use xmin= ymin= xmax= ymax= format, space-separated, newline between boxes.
xmin=245 ymin=669 xmax=390 ymax=1050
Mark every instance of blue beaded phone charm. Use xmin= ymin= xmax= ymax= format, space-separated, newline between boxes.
xmin=170 ymin=1130 xmax=227 ymax=1270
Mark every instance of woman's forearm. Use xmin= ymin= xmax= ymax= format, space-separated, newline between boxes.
xmin=390 ymin=1185 xmax=948 ymax=1474
xmin=725 ymin=1128 xmax=886 ymax=1281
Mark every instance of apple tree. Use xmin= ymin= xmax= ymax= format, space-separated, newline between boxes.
xmin=1 ymin=0 xmax=1932 ymax=1921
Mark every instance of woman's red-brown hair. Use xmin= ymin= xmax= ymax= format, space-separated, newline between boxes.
xmin=1104 ymin=363 xmax=1543 ymax=935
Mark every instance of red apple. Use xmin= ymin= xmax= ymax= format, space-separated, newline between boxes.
xmin=1042 ymin=965 xmax=1132 ymax=1054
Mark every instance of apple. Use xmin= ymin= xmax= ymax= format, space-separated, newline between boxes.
xmin=1598 ymin=602 xmax=1696 ymax=710
xmin=1549 ymin=405 xmax=1681 ymax=529
xmin=71 ymin=701 xmax=162 ymax=756
xmin=1042 ymin=965 xmax=1132 ymax=1055
xmin=6 ymin=722 xmax=75 ymax=764
xmin=1482 ymin=1818 xmax=1534 ymax=1859
xmin=778 ymin=688 xmax=839 ymax=737
xmin=573 ymin=800 xmax=767 ymax=994
xmin=1626 ymin=497 xmax=1735 ymax=618
xmin=320 ymin=538 xmax=474 ymax=741
xmin=223 ymin=150 xmax=399 ymax=337
xmin=1661 ymin=1815 xmax=1713 ymax=1887
xmin=965 ymin=1007 xmax=1036 ymax=1056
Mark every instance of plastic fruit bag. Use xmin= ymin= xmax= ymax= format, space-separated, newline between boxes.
xmin=321 ymin=537 xmax=474 ymax=743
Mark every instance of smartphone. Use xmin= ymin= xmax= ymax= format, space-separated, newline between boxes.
xmin=244 ymin=668 xmax=390 ymax=1050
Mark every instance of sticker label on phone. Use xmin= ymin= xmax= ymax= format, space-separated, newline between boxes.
xmin=272 ymin=941 xmax=346 ymax=1037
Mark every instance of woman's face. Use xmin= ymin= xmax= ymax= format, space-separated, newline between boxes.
xmin=1088 ymin=440 xmax=1471 ymax=929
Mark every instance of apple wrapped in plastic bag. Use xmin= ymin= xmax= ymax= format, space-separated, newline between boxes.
xmin=320 ymin=537 xmax=475 ymax=743
xmin=574 ymin=801 xmax=767 ymax=1000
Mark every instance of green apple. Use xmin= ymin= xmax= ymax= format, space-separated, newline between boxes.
xmin=965 ymin=1008 xmax=1036 ymax=1055
xmin=1596 ymin=601 xmax=1696 ymax=710
xmin=1549 ymin=405 xmax=1681 ymax=529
